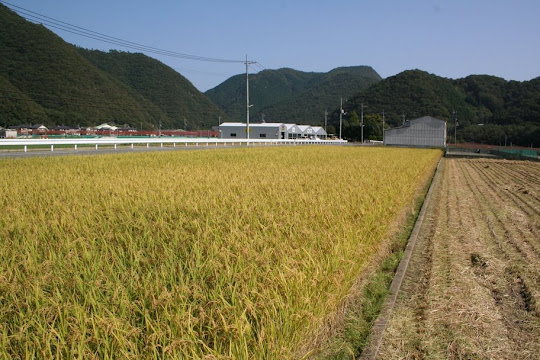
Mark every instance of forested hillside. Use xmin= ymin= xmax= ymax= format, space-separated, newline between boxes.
xmin=0 ymin=4 xmax=227 ymax=130
xmin=78 ymin=49 xmax=228 ymax=130
xmin=335 ymin=70 xmax=540 ymax=146
xmin=206 ymin=66 xmax=381 ymax=124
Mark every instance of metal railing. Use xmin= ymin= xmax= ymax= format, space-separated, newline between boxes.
xmin=0 ymin=137 xmax=347 ymax=153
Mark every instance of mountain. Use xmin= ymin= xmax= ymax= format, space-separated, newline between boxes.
xmin=205 ymin=66 xmax=382 ymax=124
xmin=335 ymin=70 xmax=540 ymax=146
xmin=0 ymin=3 xmax=227 ymax=130
xmin=78 ymin=49 xmax=228 ymax=130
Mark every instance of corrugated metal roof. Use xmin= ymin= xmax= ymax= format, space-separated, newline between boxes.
xmin=311 ymin=126 xmax=327 ymax=135
xmin=220 ymin=122 xmax=283 ymax=128
xmin=297 ymin=125 xmax=312 ymax=132
xmin=282 ymin=123 xmax=297 ymax=130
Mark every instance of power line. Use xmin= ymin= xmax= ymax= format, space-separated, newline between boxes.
xmin=248 ymin=64 xmax=262 ymax=73
xmin=255 ymin=62 xmax=266 ymax=71
xmin=171 ymin=67 xmax=233 ymax=78
xmin=1 ymin=1 xmax=251 ymax=64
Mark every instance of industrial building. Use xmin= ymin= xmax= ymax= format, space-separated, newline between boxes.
xmin=280 ymin=124 xmax=302 ymax=139
xmin=384 ymin=116 xmax=447 ymax=147
xmin=312 ymin=126 xmax=327 ymax=140
xmin=218 ymin=122 xmax=282 ymax=139
xmin=218 ymin=122 xmax=328 ymax=140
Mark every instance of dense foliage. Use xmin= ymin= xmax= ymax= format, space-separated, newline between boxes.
xmin=0 ymin=4 xmax=227 ymax=130
xmin=205 ymin=66 xmax=382 ymax=124
xmin=78 ymin=49 xmax=229 ymax=130
xmin=335 ymin=70 xmax=540 ymax=146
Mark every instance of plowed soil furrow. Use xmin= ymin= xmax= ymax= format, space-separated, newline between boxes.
xmin=472 ymin=161 xmax=540 ymax=217
xmin=459 ymin=162 xmax=529 ymax=260
xmin=487 ymin=162 xmax=540 ymax=206
xmin=459 ymin=161 xmax=540 ymax=301
xmin=376 ymin=158 xmax=540 ymax=360
xmin=476 ymin=162 xmax=540 ymax=261
xmin=490 ymin=161 xmax=540 ymax=187
xmin=462 ymin=162 xmax=540 ymax=265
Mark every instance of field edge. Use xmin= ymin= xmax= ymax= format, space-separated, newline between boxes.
xmin=297 ymin=153 xmax=442 ymax=359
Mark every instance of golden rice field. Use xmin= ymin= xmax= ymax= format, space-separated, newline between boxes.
xmin=0 ymin=146 xmax=441 ymax=359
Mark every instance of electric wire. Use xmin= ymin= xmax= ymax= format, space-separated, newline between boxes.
xmin=1 ymin=1 xmax=258 ymax=65
xmin=0 ymin=1 xmax=266 ymax=123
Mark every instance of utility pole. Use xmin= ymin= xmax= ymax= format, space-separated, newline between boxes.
xmin=339 ymin=97 xmax=343 ymax=139
xmin=361 ymin=103 xmax=366 ymax=144
xmin=324 ymin=109 xmax=328 ymax=134
xmin=245 ymin=55 xmax=254 ymax=141
xmin=382 ymin=109 xmax=385 ymax=143
xmin=402 ymin=113 xmax=406 ymax=125
xmin=184 ymin=118 xmax=187 ymax=131
xmin=453 ymin=110 xmax=458 ymax=144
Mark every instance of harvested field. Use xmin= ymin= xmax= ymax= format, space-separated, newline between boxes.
xmin=377 ymin=158 xmax=540 ymax=359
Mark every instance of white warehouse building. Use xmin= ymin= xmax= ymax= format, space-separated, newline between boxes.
xmin=218 ymin=122 xmax=327 ymax=140
xmin=384 ymin=116 xmax=447 ymax=147
xmin=281 ymin=123 xmax=302 ymax=139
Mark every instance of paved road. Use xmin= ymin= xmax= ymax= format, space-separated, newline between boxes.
xmin=0 ymin=143 xmax=257 ymax=159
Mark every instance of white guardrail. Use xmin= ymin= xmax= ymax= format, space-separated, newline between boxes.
xmin=0 ymin=137 xmax=347 ymax=152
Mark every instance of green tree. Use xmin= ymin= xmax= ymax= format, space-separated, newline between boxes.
xmin=348 ymin=110 xmax=360 ymax=125
xmin=364 ymin=114 xmax=383 ymax=140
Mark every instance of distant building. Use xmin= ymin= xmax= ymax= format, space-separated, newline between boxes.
xmin=118 ymin=126 xmax=137 ymax=133
xmin=219 ymin=122 xmax=283 ymax=139
xmin=54 ymin=125 xmax=72 ymax=132
xmin=0 ymin=129 xmax=17 ymax=138
xmin=297 ymin=125 xmax=314 ymax=138
xmin=9 ymin=125 xmax=31 ymax=135
xmin=8 ymin=124 xmax=48 ymax=135
xmin=384 ymin=116 xmax=447 ymax=147
xmin=218 ymin=122 xmax=328 ymax=140
xmin=95 ymin=123 xmax=118 ymax=131
xmin=311 ymin=126 xmax=328 ymax=140
xmin=280 ymin=124 xmax=302 ymax=139
xmin=30 ymin=124 xmax=48 ymax=132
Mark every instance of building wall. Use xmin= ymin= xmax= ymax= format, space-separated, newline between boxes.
xmin=312 ymin=127 xmax=328 ymax=139
xmin=281 ymin=124 xmax=301 ymax=139
xmin=220 ymin=125 xmax=281 ymax=139
xmin=384 ymin=116 xmax=446 ymax=147
xmin=0 ymin=129 xmax=17 ymax=138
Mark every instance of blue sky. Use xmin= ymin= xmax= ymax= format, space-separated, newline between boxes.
xmin=5 ymin=0 xmax=540 ymax=91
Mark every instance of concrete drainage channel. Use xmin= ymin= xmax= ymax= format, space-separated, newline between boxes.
xmin=360 ymin=158 xmax=443 ymax=359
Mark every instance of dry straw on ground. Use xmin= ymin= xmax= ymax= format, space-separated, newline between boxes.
xmin=378 ymin=159 xmax=540 ymax=359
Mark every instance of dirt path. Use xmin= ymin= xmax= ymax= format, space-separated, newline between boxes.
xmin=376 ymin=158 xmax=540 ymax=359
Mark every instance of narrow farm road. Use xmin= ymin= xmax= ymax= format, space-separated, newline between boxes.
xmin=377 ymin=158 xmax=540 ymax=359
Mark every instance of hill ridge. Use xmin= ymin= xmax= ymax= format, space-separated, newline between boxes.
xmin=0 ymin=3 xmax=228 ymax=130
xmin=205 ymin=65 xmax=382 ymax=123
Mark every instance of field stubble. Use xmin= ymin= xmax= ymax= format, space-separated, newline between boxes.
xmin=0 ymin=146 xmax=441 ymax=359
xmin=378 ymin=158 xmax=540 ymax=359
